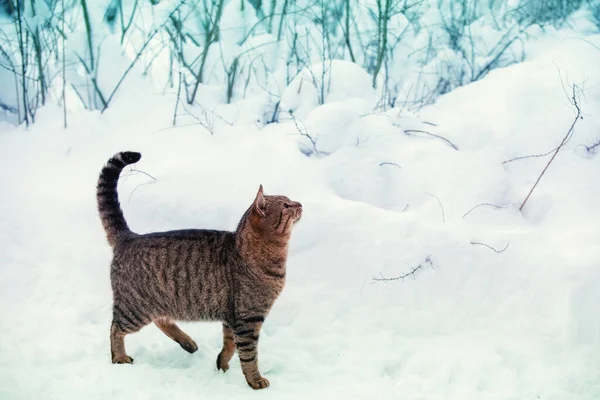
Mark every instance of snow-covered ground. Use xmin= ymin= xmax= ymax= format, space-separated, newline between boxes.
xmin=1 ymin=28 xmax=600 ymax=400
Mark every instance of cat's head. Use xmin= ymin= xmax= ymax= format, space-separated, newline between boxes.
xmin=246 ymin=185 xmax=302 ymax=238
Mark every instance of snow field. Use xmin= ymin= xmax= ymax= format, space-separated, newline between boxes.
xmin=1 ymin=35 xmax=600 ymax=399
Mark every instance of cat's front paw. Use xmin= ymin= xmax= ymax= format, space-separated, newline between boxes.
xmin=216 ymin=351 xmax=230 ymax=372
xmin=247 ymin=376 xmax=270 ymax=390
xmin=179 ymin=339 xmax=198 ymax=354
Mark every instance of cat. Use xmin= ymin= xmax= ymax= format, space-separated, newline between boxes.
xmin=97 ymin=151 xmax=302 ymax=389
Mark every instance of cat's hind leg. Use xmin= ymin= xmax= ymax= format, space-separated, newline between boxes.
xmin=216 ymin=323 xmax=236 ymax=372
xmin=110 ymin=304 xmax=149 ymax=364
xmin=154 ymin=317 xmax=198 ymax=354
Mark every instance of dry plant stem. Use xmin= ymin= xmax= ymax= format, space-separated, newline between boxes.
xmin=372 ymin=256 xmax=433 ymax=282
xmin=344 ymin=0 xmax=356 ymax=62
xmin=519 ymin=85 xmax=581 ymax=212
xmin=126 ymin=168 xmax=157 ymax=203
xmin=80 ymin=0 xmax=95 ymax=68
xmin=276 ymin=0 xmax=290 ymax=41
xmin=462 ymin=203 xmax=507 ymax=219
xmin=426 ymin=192 xmax=445 ymax=223
xmin=404 ymin=129 xmax=459 ymax=150
xmin=61 ymin=0 xmax=67 ymax=128
xmin=268 ymin=100 xmax=280 ymax=124
xmin=372 ymin=0 xmax=391 ymax=88
xmin=14 ymin=1 xmax=28 ymax=125
xmin=74 ymin=53 xmax=107 ymax=109
xmin=173 ymin=71 xmax=182 ymax=126
xmin=290 ymin=114 xmax=319 ymax=156
xmin=101 ymin=29 xmax=160 ymax=113
xmin=586 ymin=139 xmax=600 ymax=154
xmin=119 ymin=0 xmax=140 ymax=44
xmin=29 ymin=2 xmax=47 ymax=107
xmin=470 ymin=241 xmax=509 ymax=253
xmin=379 ymin=162 xmax=401 ymax=169
xmin=188 ymin=0 xmax=225 ymax=104
xmin=503 ymin=147 xmax=557 ymax=164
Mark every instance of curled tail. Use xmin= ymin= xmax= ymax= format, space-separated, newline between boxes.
xmin=97 ymin=151 xmax=142 ymax=248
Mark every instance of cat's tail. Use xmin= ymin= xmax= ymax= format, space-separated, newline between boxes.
xmin=97 ymin=151 xmax=142 ymax=248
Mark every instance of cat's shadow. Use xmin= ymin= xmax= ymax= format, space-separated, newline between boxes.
xmin=132 ymin=346 xmax=208 ymax=370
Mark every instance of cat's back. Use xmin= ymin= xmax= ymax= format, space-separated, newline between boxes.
xmin=112 ymin=228 xmax=238 ymax=270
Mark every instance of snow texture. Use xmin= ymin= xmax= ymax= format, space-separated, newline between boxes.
xmin=1 ymin=15 xmax=600 ymax=400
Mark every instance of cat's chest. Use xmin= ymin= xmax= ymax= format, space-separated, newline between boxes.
xmin=237 ymin=273 xmax=284 ymax=305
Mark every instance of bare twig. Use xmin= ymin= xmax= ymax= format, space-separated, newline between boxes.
xmin=372 ymin=0 xmax=391 ymax=88
xmin=372 ymin=255 xmax=433 ymax=282
xmin=128 ymin=181 xmax=156 ymax=203
xmin=473 ymin=36 xmax=521 ymax=81
xmin=101 ymin=29 xmax=160 ymax=113
xmin=0 ymin=101 xmax=17 ymax=114
xmin=267 ymin=100 xmax=280 ymax=124
xmin=503 ymin=147 xmax=558 ymax=164
xmin=505 ymin=66 xmax=580 ymax=165
xmin=129 ymin=169 xmax=157 ymax=181
xmin=585 ymin=137 xmax=600 ymax=154
xmin=173 ymin=71 xmax=182 ymax=126
xmin=470 ymin=241 xmax=509 ymax=253
xmin=290 ymin=113 xmax=320 ymax=156
xmin=426 ymin=192 xmax=445 ymax=223
xmin=126 ymin=168 xmax=157 ymax=203
xmin=404 ymin=129 xmax=459 ymax=151
xmin=462 ymin=203 xmax=509 ymax=218
xmin=519 ymin=84 xmax=582 ymax=211
xmin=379 ymin=161 xmax=401 ymax=169
xmin=62 ymin=0 xmax=67 ymax=129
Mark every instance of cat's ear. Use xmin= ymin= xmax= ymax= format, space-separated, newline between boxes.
xmin=253 ymin=184 xmax=266 ymax=217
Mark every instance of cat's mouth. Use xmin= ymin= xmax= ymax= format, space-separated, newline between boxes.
xmin=293 ymin=206 xmax=302 ymax=223
xmin=287 ymin=203 xmax=302 ymax=224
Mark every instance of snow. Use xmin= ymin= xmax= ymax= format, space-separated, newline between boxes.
xmin=2 ymin=17 xmax=600 ymax=400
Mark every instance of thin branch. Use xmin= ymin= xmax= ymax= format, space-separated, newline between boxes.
xmin=503 ymin=147 xmax=557 ymax=164
xmin=74 ymin=53 xmax=107 ymax=109
xmin=62 ymin=0 xmax=67 ymax=128
xmin=462 ymin=203 xmax=508 ymax=219
xmin=426 ymin=192 xmax=445 ymax=223
xmin=173 ymin=71 xmax=182 ymax=126
xmin=379 ymin=161 xmax=401 ymax=169
xmin=101 ymin=29 xmax=159 ymax=113
xmin=129 ymin=169 xmax=157 ymax=181
xmin=473 ymin=35 xmax=520 ymax=81
xmin=470 ymin=241 xmax=509 ymax=253
xmin=585 ymin=137 xmax=600 ymax=154
xmin=519 ymin=84 xmax=582 ymax=211
xmin=290 ymin=113 xmax=320 ymax=156
xmin=128 ymin=181 xmax=156 ymax=203
xmin=0 ymin=101 xmax=17 ymax=114
xmin=126 ymin=168 xmax=157 ymax=203
xmin=404 ymin=129 xmax=459 ymax=151
xmin=372 ymin=255 xmax=433 ymax=282
xmin=505 ymin=66 xmax=579 ymax=165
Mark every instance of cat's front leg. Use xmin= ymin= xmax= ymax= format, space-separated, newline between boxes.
xmin=233 ymin=318 xmax=269 ymax=389
xmin=216 ymin=323 xmax=235 ymax=372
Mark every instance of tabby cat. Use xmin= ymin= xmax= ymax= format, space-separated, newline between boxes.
xmin=96 ymin=151 xmax=302 ymax=389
